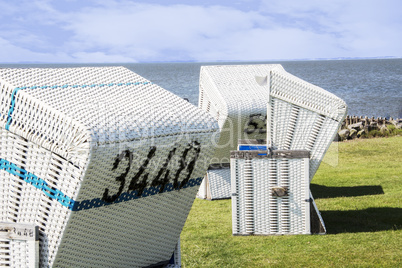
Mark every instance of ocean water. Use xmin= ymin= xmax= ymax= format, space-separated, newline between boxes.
xmin=1 ymin=58 xmax=401 ymax=118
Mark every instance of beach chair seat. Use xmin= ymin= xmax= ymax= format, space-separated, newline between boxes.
xmin=231 ymin=148 xmax=311 ymax=235
xmin=0 ymin=67 xmax=219 ymax=267
xmin=231 ymin=139 xmax=328 ymax=235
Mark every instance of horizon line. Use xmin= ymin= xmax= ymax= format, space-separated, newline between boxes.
xmin=0 ymin=56 xmax=400 ymax=65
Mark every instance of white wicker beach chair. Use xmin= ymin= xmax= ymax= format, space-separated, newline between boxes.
xmin=0 ymin=67 xmax=219 ymax=267
xmin=197 ymin=64 xmax=347 ymax=201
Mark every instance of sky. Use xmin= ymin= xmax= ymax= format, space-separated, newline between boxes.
xmin=0 ymin=0 xmax=401 ymax=63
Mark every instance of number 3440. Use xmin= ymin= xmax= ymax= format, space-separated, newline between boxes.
xmin=102 ymin=141 xmax=201 ymax=203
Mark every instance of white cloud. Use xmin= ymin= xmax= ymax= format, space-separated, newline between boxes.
xmin=0 ymin=37 xmax=133 ymax=63
xmin=0 ymin=37 xmax=70 ymax=63
xmin=62 ymin=3 xmax=269 ymax=61
xmin=0 ymin=0 xmax=401 ymax=63
xmin=60 ymin=1 xmax=355 ymax=61
xmin=258 ymin=0 xmax=402 ymax=57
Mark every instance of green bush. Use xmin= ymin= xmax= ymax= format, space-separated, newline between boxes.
xmin=357 ymin=125 xmax=401 ymax=139
xmin=387 ymin=124 xmax=402 ymax=136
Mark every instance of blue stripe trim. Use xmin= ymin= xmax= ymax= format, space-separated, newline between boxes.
xmin=5 ymin=87 xmax=24 ymax=130
xmin=0 ymin=158 xmax=76 ymax=209
xmin=0 ymin=158 xmax=202 ymax=212
xmin=238 ymin=145 xmax=267 ymax=151
xmin=3 ymin=81 xmax=153 ymax=130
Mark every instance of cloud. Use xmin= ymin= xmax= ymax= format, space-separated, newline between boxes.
xmin=0 ymin=36 xmax=133 ymax=63
xmin=0 ymin=0 xmax=401 ymax=63
xmin=59 ymin=1 xmax=355 ymax=61
xmin=62 ymin=3 xmax=268 ymax=61
xmin=258 ymin=0 xmax=402 ymax=56
xmin=0 ymin=37 xmax=71 ymax=63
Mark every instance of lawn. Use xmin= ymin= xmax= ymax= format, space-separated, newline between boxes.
xmin=181 ymin=136 xmax=402 ymax=267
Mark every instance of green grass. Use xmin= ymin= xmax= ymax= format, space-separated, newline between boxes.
xmin=181 ymin=136 xmax=402 ymax=267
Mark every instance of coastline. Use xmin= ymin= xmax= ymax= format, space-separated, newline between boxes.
xmin=336 ymin=115 xmax=402 ymax=141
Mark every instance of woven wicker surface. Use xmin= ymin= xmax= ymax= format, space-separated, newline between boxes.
xmin=0 ymin=67 xmax=217 ymax=162
xmin=196 ymin=168 xmax=231 ymax=200
xmin=268 ymin=69 xmax=347 ymax=181
xmin=0 ymin=222 xmax=39 ymax=267
xmin=0 ymin=67 xmax=219 ymax=267
xmin=231 ymin=152 xmax=310 ymax=235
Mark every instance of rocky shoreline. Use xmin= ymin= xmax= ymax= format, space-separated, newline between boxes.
xmin=335 ymin=116 xmax=402 ymax=141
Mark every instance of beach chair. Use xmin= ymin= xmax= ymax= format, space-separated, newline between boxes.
xmin=0 ymin=67 xmax=219 ymax=267
xmin=197 ymin=64 xmax=285 ymax=200
xmin=198 ymin=64 xmax=347 ymax=234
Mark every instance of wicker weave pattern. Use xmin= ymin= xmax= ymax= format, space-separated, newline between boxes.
xmin=231 ymin=153 xmax=310 ymax=235
xmin=0 ymin=128 xmax=82 ymax=263
xmin=270 ymin=69 xmax=346 ymax=122
xmin=0 ymin=67 xmax=219 ymax=267
xmin=197 ymin=168 xmax=231 ymax=200
xmin=0 ymin=222 xmax=39 ymax=268
xmin=268 ymin=70 xmax=347 ymax=181
xmin=0 ymin=67 xmax=216 ymax=161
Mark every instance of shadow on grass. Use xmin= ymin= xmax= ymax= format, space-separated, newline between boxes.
xmin=321 ymin=207 xmax=401 ymax=234
xmin=311 ymin=184 xmax=384 ymax=199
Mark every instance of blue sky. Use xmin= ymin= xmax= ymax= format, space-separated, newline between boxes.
xmin=0 ymin=0 xmax=401 ymax=63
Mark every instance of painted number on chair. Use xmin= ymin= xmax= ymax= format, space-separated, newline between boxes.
xmin=244 ymin=113 xmax=267 ymax=134
xmin=102 ymin=141 xmax=201 ymax=203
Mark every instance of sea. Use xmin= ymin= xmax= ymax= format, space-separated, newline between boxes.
xmin=1 ymin=58 xmax=401 ymax=118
